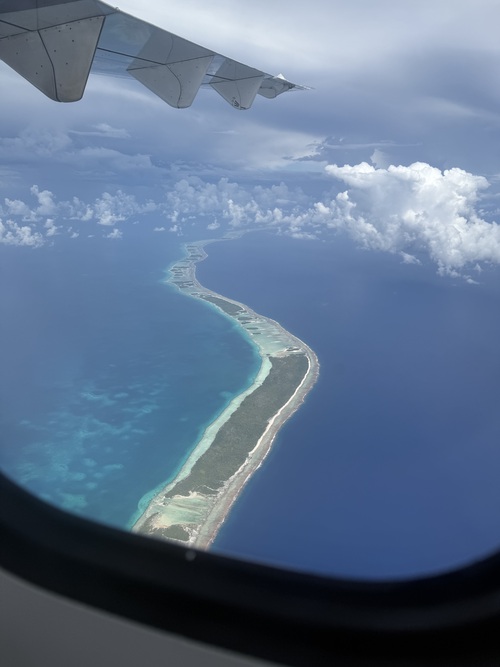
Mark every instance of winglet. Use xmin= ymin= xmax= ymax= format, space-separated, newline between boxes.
xmin=258 ymin=74 xmax=310 ymax=99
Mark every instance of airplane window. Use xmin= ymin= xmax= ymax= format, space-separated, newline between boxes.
xmin=3 ymin=0 xmax=500 ymax=590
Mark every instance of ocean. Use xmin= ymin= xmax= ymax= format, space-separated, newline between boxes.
xmin=2 ymin=227 xmax=500 ymax=579
xmin=199 ymin=232 xmax=500 ymax=579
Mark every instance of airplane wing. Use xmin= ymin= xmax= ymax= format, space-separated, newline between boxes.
xmin=0 ymin=0 xmax=306 ymax=109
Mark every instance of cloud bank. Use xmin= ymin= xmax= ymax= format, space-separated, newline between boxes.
xmin=0 ymin=187 xmax=159 ymax=246
xmin=3 ymin=160 xmax=500 ymax=279
xmin=163 ymin=162 xmax=500 ymax=276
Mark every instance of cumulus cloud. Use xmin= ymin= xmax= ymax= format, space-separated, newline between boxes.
xmin=164 ymin=177 xmax=308 ymax=230
xmin=5 ymin=185 xmax=56 ymax=221
xmin=93 ymin=190 xmax=157 ymax=226
xmin=400 ymin=252 xmax=421 ymax=265
xmin=105 ymin=228 xmax=123 ymax=240
xmin=159 ymin=163 xmax=500 ymax=276
xmin=370 ymin=148 xmax=391 ymax=169
xmin=4 ymin=198 xmax=31 ymax=217
xmin=0 ymin=219 xmax=44 ymax=247
xmin=44 ymin=219 xmax=59 ymax=237
xmin=320 ymin=161 xmax=500 ymax=275
xmin=31 ymin=185 xmax=57 ymax=216
xmin=2 ymin=187 xmax=158 ymax=236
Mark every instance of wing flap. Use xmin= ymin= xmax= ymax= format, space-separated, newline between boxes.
xmin=128 ymin=56 xmax=214 ymax=109
xmin=210 ymin=60 xmax=265 ymax=110
xmin=0 ymin=15 xmax=105 ymax=101
xmin=126 ymin=27 xmax=214 ymax=108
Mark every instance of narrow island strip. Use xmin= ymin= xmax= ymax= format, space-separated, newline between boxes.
xmin=132 ymin=239 xmax=320 ymax=549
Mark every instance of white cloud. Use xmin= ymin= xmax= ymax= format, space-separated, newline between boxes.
xmin=400 ymin=252 xmax=421 ymax=265
xmin=69 ymin=199 xmax=94 ymax=222
xmin=289 ymin=230 xmax=317 ymax=240
xmin=1 ymin=187 xmax=158 ymax=234
xmin=164 ymin=177 xmax=307 ymax=229
xmin=44 ymin=219 xmax=59 ymax=237
xmin=156 ymin=162 xmax=500 ymax=276
xmin=94 ymin=191 xmax=133 ymax=226
xmin=322 ymin=161 xmax=500 ymax=274
xmin=5 ymin=186 xmax=56 ymax=221
xmin=0 ymin=219 xmax=44 ymax=247
xmin=4 ymin=198 xmax=31 ymax=217
xmin=105 ymin=228 xmax=123 ymax=240
xmin=370 ymin=148 xmax=391 ymax=169
xmin=31 ymin=185 xmax=57 ymax=216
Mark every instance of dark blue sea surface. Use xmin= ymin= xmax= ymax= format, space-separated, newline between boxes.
xmin=0 ymin=227 xmax=259 ymax=528
xmin=200 ymin=232 xmax=500 ymax=579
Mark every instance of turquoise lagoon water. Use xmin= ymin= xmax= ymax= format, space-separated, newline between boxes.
xmin=0 ymin=229 xmax=260 ymax=528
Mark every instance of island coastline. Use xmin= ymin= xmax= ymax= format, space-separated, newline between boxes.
xmin=132 ymin=238 xmax=320 ymax=549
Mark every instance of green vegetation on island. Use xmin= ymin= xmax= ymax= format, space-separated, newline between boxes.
xmin=198 ymin=294 xmax=244 ymax=317
xmin=165 ymin=354 xmax=308 ymax=500
xmin=133 ymin=239 xmax=319 ymax=548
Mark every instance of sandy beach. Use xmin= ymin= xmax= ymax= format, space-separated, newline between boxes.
xmin=132 ymin=238 xmax=319 ymax=548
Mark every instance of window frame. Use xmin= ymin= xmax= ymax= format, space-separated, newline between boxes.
xmin=2 ymin=472 xmax=500 ymax=666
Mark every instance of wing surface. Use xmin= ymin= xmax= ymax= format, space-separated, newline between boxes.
xmin=0 ymin=0 xmax=306 ymax=108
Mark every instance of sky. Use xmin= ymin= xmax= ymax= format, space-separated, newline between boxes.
xmin=2 ymin=0 xmax=500 ymax=281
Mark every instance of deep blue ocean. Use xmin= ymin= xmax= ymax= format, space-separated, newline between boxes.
xmin=2 ymin=228 xmax=500 ymax=579
xmin=199 ymin=232 xmax=500 ymax=579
